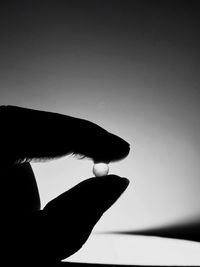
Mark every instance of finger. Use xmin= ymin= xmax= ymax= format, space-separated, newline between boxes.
xmin=1 ymin=163 xmax=41 ymax=215
xmin=40 ymin=175 xmax=130 ymax=261
xmin=0 ymin=105 xmax=130 ymax=167
xmin=8 ymin=176 xmax=129 ymax=264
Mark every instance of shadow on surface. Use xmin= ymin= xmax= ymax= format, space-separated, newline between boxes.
xmin=112 ymin=220 xmax=200 ymax=242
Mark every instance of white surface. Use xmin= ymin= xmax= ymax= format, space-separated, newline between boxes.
xmin=67 ymin=234 xmax=200 ymax=266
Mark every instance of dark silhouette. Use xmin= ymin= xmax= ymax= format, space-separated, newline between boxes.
xmin=0 ymin=105 xmax=130 ymax=266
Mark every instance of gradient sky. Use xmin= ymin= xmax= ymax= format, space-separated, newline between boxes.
xmin=0 ymin=1 xmax=200 ymax=232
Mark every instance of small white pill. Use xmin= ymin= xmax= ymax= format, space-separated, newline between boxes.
xmin=93 ymin=163 xmax=109 ymax=177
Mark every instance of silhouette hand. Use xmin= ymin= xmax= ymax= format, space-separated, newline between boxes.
xmin=0 ymin=106 xmax=130 ymax=265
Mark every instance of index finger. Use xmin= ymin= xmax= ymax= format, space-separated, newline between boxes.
xmin=0 ymin=105 xmax=130 ymax=167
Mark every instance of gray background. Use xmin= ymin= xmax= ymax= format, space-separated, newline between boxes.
xmin=0 ymin=1 xmax=200 ymax=232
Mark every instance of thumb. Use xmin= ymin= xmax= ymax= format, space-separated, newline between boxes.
xmin=41 ymin=175 xmax=129 ymax=262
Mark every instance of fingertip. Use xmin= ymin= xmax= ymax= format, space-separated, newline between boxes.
xmin=92 ymin=174 xmax=130 ymax=194
xmin=92 ymin=133 xmax=130 ymax=163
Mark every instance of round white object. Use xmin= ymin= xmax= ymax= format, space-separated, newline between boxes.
xmin=93 ymin=163 xmax=109 ymax=177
